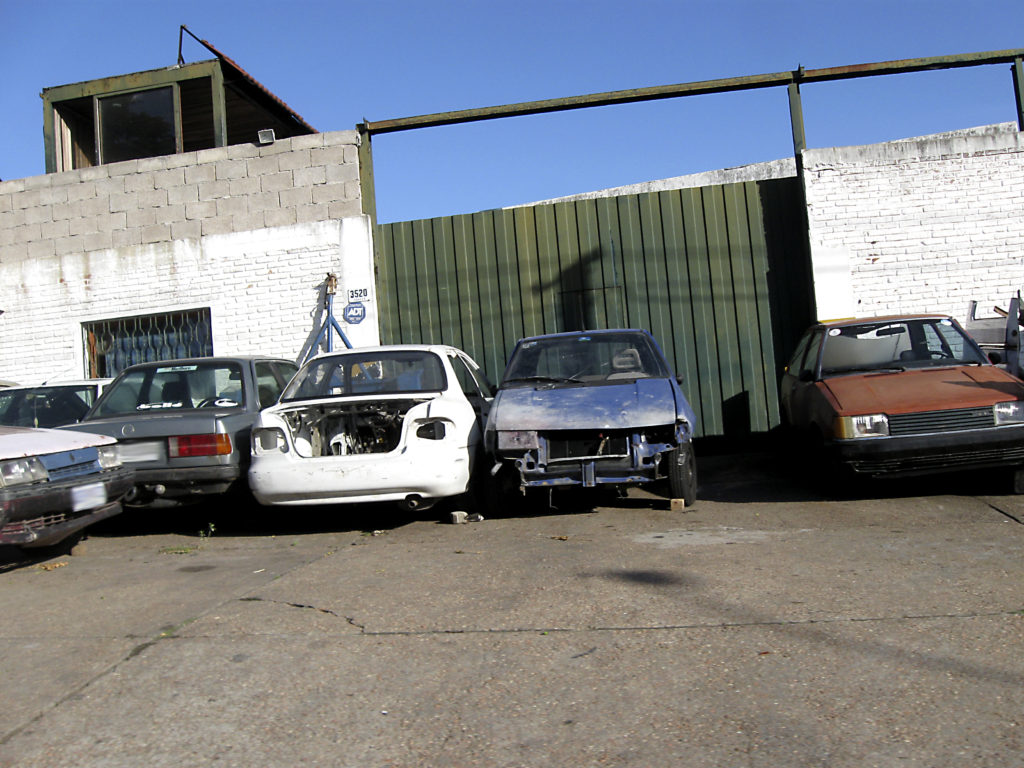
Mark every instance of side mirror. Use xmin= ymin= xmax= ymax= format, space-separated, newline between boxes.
xmin=988 ymin=350 xmax=1004 ymax=365
xmin=675 ymin=374 xmax=685 ymax=385
xmin=798 ymin=370 xmax=815 ymax=383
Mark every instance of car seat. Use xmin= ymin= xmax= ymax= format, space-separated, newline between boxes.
xmin=607 ymin=348 xmax=643 ymax=379
xmin=160 ymin=380 xmax=189 ymax=405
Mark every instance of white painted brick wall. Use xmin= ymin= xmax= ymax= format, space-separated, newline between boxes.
xmin=0 ymin=130 xmax=376 ymax=383
xmin=803 ymin=123 xmax=1024 ymax=324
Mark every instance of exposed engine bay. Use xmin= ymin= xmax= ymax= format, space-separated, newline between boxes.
xmin=281 ymin=399 xmax=428 ymax=458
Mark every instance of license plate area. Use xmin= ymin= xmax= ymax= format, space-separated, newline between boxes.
xmin=71 ymin=482 xmax=106 ymax=512
xmin=119 ymin=440 xmax=164 ymax=463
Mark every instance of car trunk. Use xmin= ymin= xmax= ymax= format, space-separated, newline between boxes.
xmin=276 ymin=398 xmax=430 ymax=457
xmin=63 ymin=411 xmax=234 ymax=466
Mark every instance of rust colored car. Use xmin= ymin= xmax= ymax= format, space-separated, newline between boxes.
xmin=780 ymin=314 xmax=1024 ymax=483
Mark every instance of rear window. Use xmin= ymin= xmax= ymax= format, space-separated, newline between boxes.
xmin=93 ymin=363 xmax=245 ymax=416
xmin=282 ymin=351 xmax=446 ymax=401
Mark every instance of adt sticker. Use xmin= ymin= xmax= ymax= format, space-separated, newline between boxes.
xmin=343 ymin=302 xmax=366 ymax=324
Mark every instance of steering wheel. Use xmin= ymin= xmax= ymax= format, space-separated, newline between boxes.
xmin=196 ymin=397 xmax=220 ymax=408
xmin=927 ymin=350 xmax=953 ymax=359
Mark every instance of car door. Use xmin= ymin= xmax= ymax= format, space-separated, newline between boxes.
xmin=447 ymin=351 xmax=494 ymax=429
xmin=780 ymin=329 xmax=823 ymax=427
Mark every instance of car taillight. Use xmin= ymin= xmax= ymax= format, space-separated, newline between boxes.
xmin=168 ymin=434 xmax=232 ymax=458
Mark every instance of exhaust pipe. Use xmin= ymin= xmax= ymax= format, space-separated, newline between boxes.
xmin=400 ymin=494 xmax=423 ymax=511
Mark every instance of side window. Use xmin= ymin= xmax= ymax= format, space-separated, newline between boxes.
xmin=256 ymin=362 xmax=286 ymax=407
xmin=923 ymin=322 xmax=963 ymax=358
xmin=461 ymin=354 xmax=495 ymax=396
xmin=786 ymin=333 xmax=813 ymax=373
xmin=274 ymin=361 xmax=299 ymax=387
xmin=797 ymin=331 xmax=824 ymax=378
xmin=449 ymin=355 xmax=484 ymax=398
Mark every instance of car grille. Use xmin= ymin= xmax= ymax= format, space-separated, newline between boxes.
xmin=887 ymin=407 xmax=994 ymax=436
xmin=40 ymin=448 xmax=102 ymax=481
xmin=545 ymin=431 xmax=631 ymax=461
xmin=850 ymin=444 xmax=1024 ymax=474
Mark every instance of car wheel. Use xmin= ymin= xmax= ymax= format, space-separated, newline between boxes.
xmin=667 ymin=444 xmax=697 ymax=506
xmin=482 ymin=461 xmax=526 ymax=518
xmin=1011 ymin=467 xmax=1024 ymax=494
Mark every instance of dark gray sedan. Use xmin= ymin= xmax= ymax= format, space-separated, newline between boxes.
xmin=62 ymin=356 xmax=297 ymax=505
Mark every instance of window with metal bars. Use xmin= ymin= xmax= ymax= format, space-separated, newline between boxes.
xmin=83 ymin=309 xmax=213 ymax=378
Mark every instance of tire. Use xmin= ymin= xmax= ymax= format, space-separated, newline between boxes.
xmin=1011 ymin=467 xmax=1024 ymax=494
xmin=667 ymin=444 xmax=697 ymax=506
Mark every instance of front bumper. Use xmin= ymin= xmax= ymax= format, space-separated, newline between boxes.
xmin=833 ymin=425 xmax=1024 ymax=476
xmin=500 ymin=430 xmax=681 ymax=489
xmin=0 ymin=466 xmax=133 ymax=547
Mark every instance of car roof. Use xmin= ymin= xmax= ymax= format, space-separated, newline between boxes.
xmin=305 ymin=344 xmax=462 ymax=359
xmin=516 ymin=328 xmax=653 ymax=343
xmin=815 ymin=314 xmax=953 ymax=329
xmin=117 ymin=356 xmax=293 ymax=372
xmin=0 ymin=379 xmax=110 ymax=392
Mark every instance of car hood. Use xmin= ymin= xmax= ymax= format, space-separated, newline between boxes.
xmin=0 ymin=425 xmax=114 ymax=460
xmin=822 ymin=365 xmax=1024 ymax=415
xmin=491 ymin=379 xmax=678 ymax=431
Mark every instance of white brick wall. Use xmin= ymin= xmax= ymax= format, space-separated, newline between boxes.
xmin=0 ymin=130 xmax=376 ymax=383
xmin=803 ymin=123 xmax=1024 ymax=323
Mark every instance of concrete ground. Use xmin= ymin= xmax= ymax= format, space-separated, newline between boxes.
xmin=1 ymin=454 xmax=1022 ymax=768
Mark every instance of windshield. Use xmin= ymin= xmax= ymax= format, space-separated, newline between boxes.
xmin=819 ymin=318 xmax=988 ymax=376
xmin=0 ymin=385 xmax=98 ymax=428
xmin=502 ymin=332 xmax=669 ymax=387
xmin=281 ymin=351 xmax=447 ymax=401
xmin=92 ymin=362 xmax=245 ymax=416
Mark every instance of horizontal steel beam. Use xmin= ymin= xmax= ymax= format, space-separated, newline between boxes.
xmin=362 ymin=48 xmax=1024 ymax=136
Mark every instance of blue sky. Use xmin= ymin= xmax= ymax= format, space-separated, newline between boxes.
xmin=2 ymin=0 xmax=1022 ymax=222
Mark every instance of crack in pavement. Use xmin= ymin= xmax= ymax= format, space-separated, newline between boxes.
xmin=234 ymin=597 xmax=1024 ymax=637
xmin=238 ymin=595 xmax=365 ymax=630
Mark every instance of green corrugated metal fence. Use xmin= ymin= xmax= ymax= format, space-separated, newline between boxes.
xmin=375 ymin=178 xmax=811 ymax=439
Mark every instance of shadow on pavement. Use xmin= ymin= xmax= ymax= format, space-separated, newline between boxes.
xmin=695 ymin=450 xmax=1017 ymax=504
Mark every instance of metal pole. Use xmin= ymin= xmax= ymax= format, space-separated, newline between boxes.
xmin=1013 ymin=57 xmax=1024 ymax=131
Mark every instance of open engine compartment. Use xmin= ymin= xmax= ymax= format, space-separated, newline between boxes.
xmin=281 ymin=399 xmax=428 ymax=457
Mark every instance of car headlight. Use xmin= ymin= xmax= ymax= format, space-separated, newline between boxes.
xmin=994 ymin=401 xmax=1024 ymax=425
xmin=97 ymin=444 xmax=122 ymax=469
xmin=497 ymin=430 xmax=539 ymax=451
xmin=834 ymin=414 xmax=889 ymax=439
xmin=252 ymin=427 xmax=289 ymax=454
xmin=0 ymin=456 xmax=50 ymax=487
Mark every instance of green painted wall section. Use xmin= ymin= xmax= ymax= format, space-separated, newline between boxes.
xmin=376 ymin=178 xmax=811 ymax=439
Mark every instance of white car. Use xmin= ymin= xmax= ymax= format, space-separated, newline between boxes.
xmin=0 ymin=426 xmax=132 ymax=549
xmin=248 ymin=345 xmax=494 ymax=509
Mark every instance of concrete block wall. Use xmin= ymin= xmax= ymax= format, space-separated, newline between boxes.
xmin=0 ymin=130 xmax=377 ymax=384
xmin=803 ymin=123 xmax=1024 ymax=323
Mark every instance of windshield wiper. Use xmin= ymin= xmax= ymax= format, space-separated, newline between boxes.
xmin=504 ymin=375 xmax=581 ymax=385
xmin=825 ymin=365 xmax=905 ymax=375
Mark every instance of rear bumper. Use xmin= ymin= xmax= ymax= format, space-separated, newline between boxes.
xmin=834 ymin=425 xmax=1024 ymax=476
xmin=0 ymin=467 xmax=133 ymax=547
xmin=248 ymin=449 xmax=471 ymax=506
xmin=130 ymin=465 xmax=242 ymax=500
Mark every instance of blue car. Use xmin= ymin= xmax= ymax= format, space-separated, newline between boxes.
xmin=484 ymin=329 xmax=697 ymax=505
